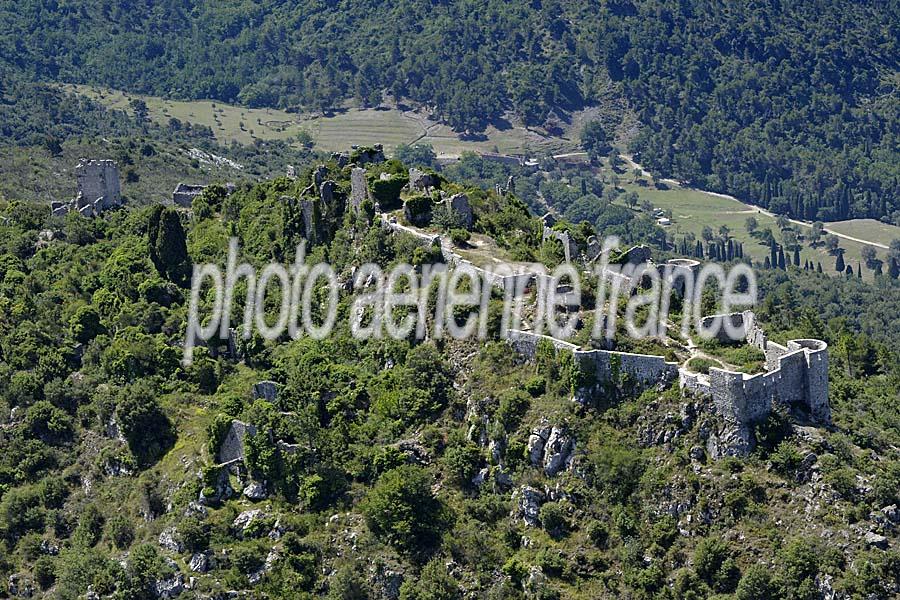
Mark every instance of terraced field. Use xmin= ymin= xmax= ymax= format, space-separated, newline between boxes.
xmin=60 ymin=84 xmax=575 ymax=156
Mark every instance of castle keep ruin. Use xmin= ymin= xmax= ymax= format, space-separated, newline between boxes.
xmin=52 ymin=160 xmax=123 ymax=217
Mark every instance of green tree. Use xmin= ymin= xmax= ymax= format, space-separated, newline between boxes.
xmin=581 ymin=121 xmax=611 ymax=163
xmin=148 ymin=206 xmax=191 ymax=286
xmin=69 ymin=305 xmax=104 ymax=344
xmin=361 ymin=465 xmax=452 ymax=554
xmin=399 ymin=558 xmax=461 ymax=600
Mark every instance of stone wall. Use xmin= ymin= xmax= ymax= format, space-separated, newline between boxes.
xmin=76 ymin=159 xmax=121 ymax=209
xmin=173 ymin=183 xmax=206 ymax=208
xmin=505 ymin=329 xmax=679 ymax=397
xmin=350 ymin=167 xmax=368 ymax=213
xmin=679 ymin=311 xmax=830 ymax=457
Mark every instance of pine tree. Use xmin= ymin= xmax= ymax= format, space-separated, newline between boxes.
xmin=835 ymin=253 xmax=845 ymax=272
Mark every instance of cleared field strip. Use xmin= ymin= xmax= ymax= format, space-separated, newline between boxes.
xmin=60 ymin=84 xmax=574 ymax=156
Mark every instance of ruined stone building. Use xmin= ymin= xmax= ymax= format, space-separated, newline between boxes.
xmin=52 ymin=159 xmax=123 ymax=217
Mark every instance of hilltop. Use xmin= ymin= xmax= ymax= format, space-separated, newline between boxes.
xmin=0 ymin=149 xmax=899 ymax=598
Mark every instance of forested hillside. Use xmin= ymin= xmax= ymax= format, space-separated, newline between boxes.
xmin=3 ymin=0 xmax=898 ymax=222
xmin=1 ymin=155 xmax=899 ymax=599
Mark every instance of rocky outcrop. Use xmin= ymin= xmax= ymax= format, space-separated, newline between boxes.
xmin=514 ymin=486 xmax=545 ymax=527
xmin=155 ymin=569 xmax=184 ymax=599
xmin=243 ymin=481 xmax=268 ymax=501
xmin=158 ymin=527 xmax=184 ymax=554
xmin=188 ymin=552 xmax=211 ymax=573
xmin=251 ymin=381 xmax=277 ymax=402
xmin=232 ymin=509 xmax=270 ymax=538
xmin=542 ymin=426 xmax=576 ymax=476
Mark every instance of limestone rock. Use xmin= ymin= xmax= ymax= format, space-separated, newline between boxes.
xmin=232 ymin=509 xmax=270 ymax=537
xmin=7 ymin=574 xmax=33 ymax=598
xmin=542 ymin=426 xmax=576 ymax=476
xmin=188 ymin=552 xmax=210 ymax=573
xmin=527 ymin=426 xmax=551 ymax=467
xmin=515 ymin=486 xmax=545 ymax=527
xmin=243 ymin=481 xmax=268 ymax=501
xmin=408 ymin=168 xmax=439 ymax=191
xmin=251 ymin=381 xmax=277 ymax=402
xmin=158 ymin=527 xmax=184 ymax=554
xmin=864 ymin=531 xmax=889 ymax=550
xmin=155 ymin=572 xmax=185 ymax=598
xmin=472 ymin=467 xmax=489 ymax=487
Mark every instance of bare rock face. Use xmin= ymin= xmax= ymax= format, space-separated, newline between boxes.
xmin=865 ymin=531 xmax=889 ymax=550
xmin=188 ymin=552 xmax=211 ymax=573
xmin=252 ymin=381 xmax=277 ymax=402
xmin=527 ymin=426 xmax=551 ymax=467
xmin=542 ymin=427 xmax=576 ymax=477
xmin=515 ymin=486 xmax=545 ymax=527
xmin=354 ymin=144 xmax=386 ymax=165
xmin=527 ymin=425 xmax=576 ymax=477
xmin=369 ymin=563 xmax=404 ymax=600
xmin=243 ymin=481 xmax=268 ymax=501
xmin=158 ymin=527 xmax=184 ymax=554
xmin=232 ymin=509 xmax=270 ymax=538
xmin=155 ymin=571 xmax=184 ymax=599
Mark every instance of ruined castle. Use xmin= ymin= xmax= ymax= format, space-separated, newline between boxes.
xmin=680 ymin=311 xmax=830 ymax=456
xmin=52 ymin=160 xmax=123 ymax=217
xmin=370 ymin=161 xmax=831 ymax=459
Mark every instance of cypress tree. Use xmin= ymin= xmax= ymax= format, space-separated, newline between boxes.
xmin=793 ymin=246 xmax=801 ymax=266
xmin=817 ymin=262 xmax=823 ymax=273
xmin=778 ymin=246 xmax=786 ymax=270
xmin=770 ymin=240 xmax=778 ymax=268
xmin=846 ymin=264 xmax=853 ymax=276
xmin=764 ymin=256 xmax=771 ymax=269
xmin=835 ymin=253 xmax=845 ymax=272
xmin=858 ymin=264 xmax=862 ymax=279
xmin=889 ymin=258 xmax=900 ymax=279
xmin=148 ymin=206 xmax=191 ymax=286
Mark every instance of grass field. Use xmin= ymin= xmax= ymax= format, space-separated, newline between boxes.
xmin=824 ymin=219 xmax=900 ymax=249
xmin=61 ymin=84 xmax=576 ymax=157
xmin=616 ymin=181 xmax=891 ymax=281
